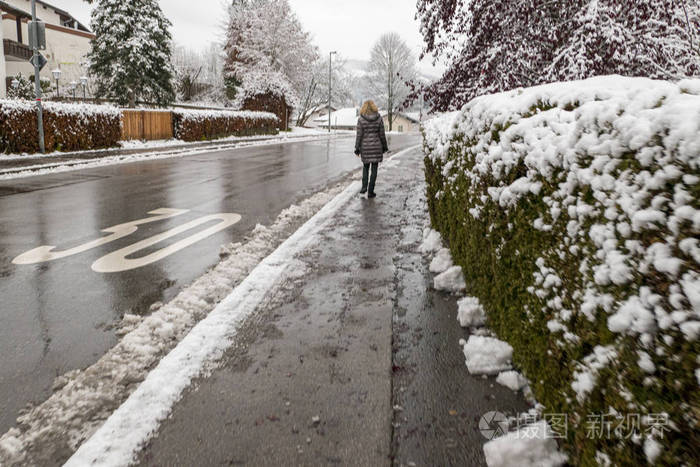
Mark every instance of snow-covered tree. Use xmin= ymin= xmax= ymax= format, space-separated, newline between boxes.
xmin=295 ymin=55 xmax=355 ymax=127
xmin=414 ymin=0 xmax=700 ymax=111
xmin=366 ymin=33 xmax=417 ymax=131
xmin=86 ymin=0 xmax=175 ymax=107
xmin=224 ymin=0 xmax=317 ymax=107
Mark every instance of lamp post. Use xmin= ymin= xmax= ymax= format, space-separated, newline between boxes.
xmin=80 ymin=76 xmax=88 ymax=100
xmin=328 ymin=51 xmax=336 ymax=133
xmin=52 ymin=68 xmax=61 ymax=99
xmin=70 ymin=80 xmax=77 ymax=100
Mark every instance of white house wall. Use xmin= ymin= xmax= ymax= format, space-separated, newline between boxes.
xmin=0 ymin=9 xmax=5 ymax=98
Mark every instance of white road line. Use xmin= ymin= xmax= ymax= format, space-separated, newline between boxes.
xmin=64 ymin=145 xmax=420 ymax=467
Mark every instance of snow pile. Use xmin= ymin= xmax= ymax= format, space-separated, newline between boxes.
xmin=0 ymin=181 xmax=350 ymax=465
xmin=460 ymin=336 xmax=513 ymax=375
xmin=457 ymin=296 xmax=487 ymax=327
xmin=419 ymin=228 xmax=444 ymax=255
xmin=495 ymin=371 xmax=529 ymax=392
xmin=433 ymin=265 xmax=466 ymax=293
xmin=483 ymin=420 xmax=568 ymax=467
xmin=424 ymin=75 xmax=700 ymax=464
xmin=430 ymin=248 xmax=454 ymax=273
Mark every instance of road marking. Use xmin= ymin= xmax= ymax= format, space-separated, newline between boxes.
xmin=91 ymin=213 xmax=242 ymax=273
xmin=12 ymin=208 xmax=189 ymax=265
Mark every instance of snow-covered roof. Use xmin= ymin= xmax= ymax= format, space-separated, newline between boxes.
xmin=313 ymin=107 xmax=359 ymax=127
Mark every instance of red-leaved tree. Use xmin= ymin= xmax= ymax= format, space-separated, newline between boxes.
xmin=413 ymin=0 xmax=700 ymax=112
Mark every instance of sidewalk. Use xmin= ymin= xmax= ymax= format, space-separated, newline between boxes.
xmin=67 ymin=148 xmax=528 ymax=466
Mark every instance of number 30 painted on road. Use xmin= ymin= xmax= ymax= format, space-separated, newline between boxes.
xmin=12 ymin=208 xmax=241 ymax=273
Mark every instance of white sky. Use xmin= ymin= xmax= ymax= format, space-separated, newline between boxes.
xmin=45 ymin=0 xmax=443 ymax=76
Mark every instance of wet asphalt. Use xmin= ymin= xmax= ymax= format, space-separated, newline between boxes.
xmin=133 ymin=150 xmax=529 ymax=466
xmin=0 ymin=134 xmax=421 ymax=435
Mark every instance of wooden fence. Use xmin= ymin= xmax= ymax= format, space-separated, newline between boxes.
xmin=121 ymin=110 xmax=173 ymax=141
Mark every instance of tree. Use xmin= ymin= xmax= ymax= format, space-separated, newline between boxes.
xmin=366 ymin=33 xmax=417 ymax=131
xmin=295 ymin=55 xmax=354 ymax=127
xmin=85 ymin=0 xmax=175 ymax=107
xmin=413 ymin=0 xmax=700 ymax=112
xmin=224 ymin=0 xmax=317 ymax=108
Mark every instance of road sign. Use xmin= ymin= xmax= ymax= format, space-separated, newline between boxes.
xmin=29 ymin=53 xmax=48 ymax=71
xmin=28 ymin=20 xmax=46 ymax=50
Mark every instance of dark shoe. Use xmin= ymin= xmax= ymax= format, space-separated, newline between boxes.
xmin=360 ymin=189 xmax=367 ymax=194
xmin=368 ymin=192 xmax=377 ymax=198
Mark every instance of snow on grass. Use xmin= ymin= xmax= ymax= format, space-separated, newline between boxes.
xmin=460 ymin=335 xmax=513 ymax=375
xmin=457 ymin=296 xmax=487 ymax=327
xmin=483 ymin=420 xmax=568 ymax=467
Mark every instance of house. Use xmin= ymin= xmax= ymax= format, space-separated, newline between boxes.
xmin=313 ymin=107 xmax=360 ymax=130
xmin=304 ymin=104 xmax=337 ymax=127
xmin=1 ymin=0 xmax=93 ymax=97
xmin=382 ymin=111 xmax=422 ymax=134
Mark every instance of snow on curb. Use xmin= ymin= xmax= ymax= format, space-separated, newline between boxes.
xmin=483 ymin=420 xmax=568 ymax=467
xmin=0 ymin=180 xmax=349 ymax=465
xmin=0 ymin=134 xmax=343 ymax=180
xmin=59 ymin=144 xmax=421 ymax=466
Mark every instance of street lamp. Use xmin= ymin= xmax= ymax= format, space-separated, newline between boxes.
xmin=328 ymin=51 xmax=336 ymax=133
xmin=52 ymin=68 xmax=61 ymax=99
xmin=69 ymin=80 xmax=77 ymax=100
xmin=80 ymin=76 xmax=88 ymax=100
xmin=11 ymin=78 xmax=19 ymax=90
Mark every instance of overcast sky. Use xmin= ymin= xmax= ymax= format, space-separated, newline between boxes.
xmin=47 ymin=0 xmax=443 ymax=76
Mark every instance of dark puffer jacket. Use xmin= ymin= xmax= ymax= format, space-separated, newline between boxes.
xmin=355 ymin=112 xmax=388 ymax=164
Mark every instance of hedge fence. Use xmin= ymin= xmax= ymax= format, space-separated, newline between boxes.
xmin=0 ymin=100 xmax=121 ymax=154
xmin=172 ymin=109 xmax=279 ymax=142
xmin=0 ymin=101 xmax=281 ymax=154
xmin=422 ymin=76 xmax=699 ymax=466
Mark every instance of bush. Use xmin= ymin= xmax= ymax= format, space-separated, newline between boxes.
xmin=0 ymin=100 xmax=121 ymax=154
xmin=422 ymin=76 xmax=699 ymax=465
xmin=172 ymin=109 xmax=279 ymax=142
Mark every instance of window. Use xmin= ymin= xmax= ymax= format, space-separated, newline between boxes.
xmin=398 ymin=125 xmax=404 ymax=132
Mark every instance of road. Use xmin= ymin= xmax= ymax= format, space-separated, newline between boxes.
xmin=0 ymin=133 xmax=421 ymax=434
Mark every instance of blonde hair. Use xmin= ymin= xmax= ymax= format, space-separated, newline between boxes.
xmin=360 ymin=100 xmax=379 ymax=116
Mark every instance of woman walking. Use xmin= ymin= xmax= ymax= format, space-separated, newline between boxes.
xmin=354 ymin=100 xmax=388 ymax=198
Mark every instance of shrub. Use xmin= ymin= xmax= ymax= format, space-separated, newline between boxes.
xmin=422 ymin=76 xmax=699 ymax=465
xmin=172 ymin=109 xmax=279 ymax=142
xmin=0 ymin=100 xmax=121 ymax=154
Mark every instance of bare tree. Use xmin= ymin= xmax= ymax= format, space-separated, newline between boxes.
xmin=366 ymin=33 xmax=417 ymax=131
xmin=295 ymin=55 xmax=354 ymax=127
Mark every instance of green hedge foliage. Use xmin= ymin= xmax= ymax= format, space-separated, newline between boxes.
xmin=422 ymin=76 xmax=700 ymax=465
xmin=172 ymin=109 xmax=279 ymax=142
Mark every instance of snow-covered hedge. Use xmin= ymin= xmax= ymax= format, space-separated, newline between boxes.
xmin=423 ymin=76 xmax=699 ymax=466
xmin=172 ymin=108 xmax=279 ymax=142
xmin=0 ymin=100 xmax=122 ymax=153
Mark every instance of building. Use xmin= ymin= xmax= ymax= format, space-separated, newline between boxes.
xmin=313 ymin=107 xmax=360 ymax=131
xmin=1 ymin=0 xmax=93 ymax=97
xmin=304 ymin=104 xmax=337 ymax=127
xmin=383 ymin=111 xmax=421 ymax=134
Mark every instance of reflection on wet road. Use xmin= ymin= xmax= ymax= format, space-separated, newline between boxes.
xmin=0 ymin=134 xmax=421 ymax=433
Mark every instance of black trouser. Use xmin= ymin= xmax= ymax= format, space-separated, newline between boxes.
xmin=362 ymin=162 xmax=378 ymax=194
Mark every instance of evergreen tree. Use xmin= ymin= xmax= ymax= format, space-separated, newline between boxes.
xmin=414 ymin=0 xmax=700 ymax=111
xmin=86 ymin=0 xmax=175 ymax=107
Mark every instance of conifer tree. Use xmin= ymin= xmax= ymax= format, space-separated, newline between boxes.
xmin=86 ymin=0 xmax=175 ymax=107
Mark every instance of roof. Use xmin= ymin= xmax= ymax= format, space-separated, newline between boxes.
xmin=0 ymin=1 xmax=32 ymax=19
xmin=36 ymin=0 xmax=90 ymax=31
xmin=380 ymin=110 xmax=421 ymax=124
xmin=313 ymin=107 xmax=360 ymax=127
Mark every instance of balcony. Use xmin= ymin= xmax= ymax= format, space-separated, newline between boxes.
xmin=3 ymin=39 xmax=32 ymax=61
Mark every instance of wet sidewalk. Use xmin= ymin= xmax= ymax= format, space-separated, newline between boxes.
xmin=76 ymin=148 xmax=527 ymax=466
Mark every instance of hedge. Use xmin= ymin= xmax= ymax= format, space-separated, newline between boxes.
xmin=423 ymin=76 xmax=699 ymax=465
xmin=0 ymin=100 xmax=121 ymax=154
xmin=172 ymin=109 xmax=279 ymax=142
